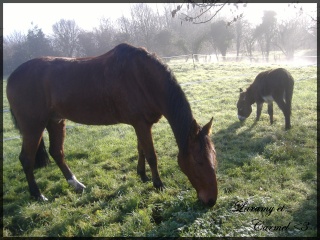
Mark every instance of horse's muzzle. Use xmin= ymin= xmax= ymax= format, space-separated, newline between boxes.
xmin=199 ymin=197 xmax=216 ymax=207
xmin=205 ymin=199 xmax=216 ymax=207
xmin=238 ymin=115 xmax=246 ymax=121
xmin=198 ymin=191 xmax=217 ymax=207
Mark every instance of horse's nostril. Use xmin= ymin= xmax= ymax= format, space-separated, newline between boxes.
xmin=199 ymin=194 xmax=217 ymax=207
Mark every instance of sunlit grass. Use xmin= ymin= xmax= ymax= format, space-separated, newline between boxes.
xmin=2 ymin=61 xmax=317 ymax=237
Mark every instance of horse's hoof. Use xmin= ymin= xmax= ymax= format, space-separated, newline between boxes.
xmin=36 ymin=194 xmax=48 ymax=201
xmin=140 ymin=175 xmax=150 ymax=183
xmin=68 ymin=176 xmax=86 ymax=192
xmin=74 ymin=181 xmax=86 ymax=193
xmin=153 ymin=180 xmax=165 ymax=191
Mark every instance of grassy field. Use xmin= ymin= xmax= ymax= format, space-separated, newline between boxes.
xmin=2 ymin=60 xmax=317 ymax=237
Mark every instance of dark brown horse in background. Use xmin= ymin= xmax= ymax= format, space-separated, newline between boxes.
xmin=237 ymin=68 xmax=294 ymax=130
xmin=6 ymin=43 xmax=217 ymax=206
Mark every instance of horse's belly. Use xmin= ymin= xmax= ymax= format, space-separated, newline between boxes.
xmin=262 ymin=95 xmax=274 ymax=104
xmin=52 ymin=104 xmax=121 ymax=125
xmin=67 ymin=114 xmax=120 ymax=125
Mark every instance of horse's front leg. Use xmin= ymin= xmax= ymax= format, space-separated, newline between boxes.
xmin=256 ymin=103 xmax=263 ymax=121
xmin=268 ymin=102 xmax=274 ymax=124
xmin=47 ymin=120 xmax=86 ymax=193
xmin=137 ymin=140 xmax=149 ymax=182
xmin=134 ymin=122 xmax=164 ymax=190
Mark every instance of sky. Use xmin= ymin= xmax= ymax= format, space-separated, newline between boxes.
xmin=3 ymin=3 xmax=317 ymax=38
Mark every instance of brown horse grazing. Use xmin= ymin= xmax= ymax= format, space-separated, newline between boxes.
xmin=237 ymin=68 xmax=294 ymax=130
xmin=6 ymin=43 xmax=217 ymax=206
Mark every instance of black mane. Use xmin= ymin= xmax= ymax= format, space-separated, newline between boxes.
xmin=144 ymin=48 xmax=194 ymax=154
xmin=164 ymin=69 xmax=193 ymax=154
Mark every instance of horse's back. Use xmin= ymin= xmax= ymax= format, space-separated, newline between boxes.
xmin=7 ymin=44 xmax=166 ymax=126
xmin=254 ymin=68 xmax=294 ymax=93
xmin=256 ymin=68 xmax=294 ymax=85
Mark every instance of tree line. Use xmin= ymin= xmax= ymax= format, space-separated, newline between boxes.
xmin=3 ymin=3 xmax=317 ymax=77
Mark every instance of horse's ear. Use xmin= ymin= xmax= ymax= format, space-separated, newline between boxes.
xmin=240 ymin=88 xmax=243 ymax=93
xmin=189 ymin=119 xmax=200 ymax=139
xmin=202 ymin=117 xmax=213 ymax=136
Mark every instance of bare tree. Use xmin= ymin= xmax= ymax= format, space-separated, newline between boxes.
xmin=5 ymin=31 xmax=26 ymax=45
xmin=153 ymin=29 xmax=174 ymax=56
xmin=117 ymin=15 xmax=132 ymax=37
xmin=234 ymin=19 xmax=243 ymax=60
xmin=4 ymin=25 xmax=55 ymax=76
xmin=171 ymin=1 xmax=245 ymax=25
xmin=241 ymin=20 xmax=256 ymax=60
xmin=3 ymin=32 xmax=27 ymax=76
xmin=274 ymin=16 xmax=314 ymax=60
xmin=255 ymin=10 xmax=277 ymax=62
xmin=130 ymin=3 xmax=161 ymax=49
xmin=77 ymin=30 xmax=98 ymax=57
xmin=94 ymin=17 xmax=117 ymax=53
xmin=209 ymin=20 xmax=234 ymax=60
xmin=52 ymin=19 xmax=81 ymax=57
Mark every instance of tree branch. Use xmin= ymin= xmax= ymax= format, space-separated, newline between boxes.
xmin=191 ymin=2 xmax=228 ymax=24
xmin=172 ymin=0 xmax=247 ymax=25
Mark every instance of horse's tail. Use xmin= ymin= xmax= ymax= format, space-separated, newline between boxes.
xmin=285 ymin=76 xmax=294 ymax=113
xmin=10 ymin=108 xmax=20 ymax=132
xmin=10 ymin=109 xmax=50 ymax=169
xmin=34 ymin=138 xmax=51 ymax=169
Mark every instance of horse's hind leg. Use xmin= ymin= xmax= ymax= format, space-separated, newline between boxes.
xmin=137 ymin=140 xmax=149 ymax=182
xmin=274 ymin=96 xmax=291 ymax=130
xmin=46 ymin=119 xmax=86 ymax=192
xmin=19 ymin=131 xmax=48 ymax=201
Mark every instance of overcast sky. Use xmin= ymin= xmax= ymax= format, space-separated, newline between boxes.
xmin=3 ymin=3 xmax=317 ymax=38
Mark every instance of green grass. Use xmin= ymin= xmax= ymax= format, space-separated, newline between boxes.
xmin=2 ymin=60 xmax=317 ymax=237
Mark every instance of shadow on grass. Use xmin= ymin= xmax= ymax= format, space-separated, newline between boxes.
xmin=290 ymin=191 xmax=317 ymax=237
xmin=145 ymin=200 xmax=212 ymax=237
xmin=212 ymin=120 xmax=274 ymax=172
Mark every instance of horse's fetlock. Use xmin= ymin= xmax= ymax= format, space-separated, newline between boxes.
xmin=139 ymin=173 xmax=149 ymax=183
xmin=35 ymin=194 xmax=48 ymax=201
xmin=67 ymin=176 xmax=86 ymax=192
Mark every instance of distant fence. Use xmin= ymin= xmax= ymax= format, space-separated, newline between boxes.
xmin=161 ymin=53 xmax=318 ymax=65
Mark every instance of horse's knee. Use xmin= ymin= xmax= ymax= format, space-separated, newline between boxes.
xmin=49 ymin=147 xmax=63 ymax=160
xmin=19 ymin=153 xmax=34 ymax=171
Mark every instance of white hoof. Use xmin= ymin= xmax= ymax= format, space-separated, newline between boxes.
xmin=67 ymin=176 xmax=86 ymax=192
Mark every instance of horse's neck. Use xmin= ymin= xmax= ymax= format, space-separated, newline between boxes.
xmin=163 ymin=84 xmax=193 ymax=154
xmin=246 ymin=87 xmax=256 ymax=104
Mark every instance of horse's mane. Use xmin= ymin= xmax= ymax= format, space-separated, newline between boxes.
xmin=112 ymin=43 xmax=193 ymax=153
xmin=164 ymin=71 xmax=193 ymax=154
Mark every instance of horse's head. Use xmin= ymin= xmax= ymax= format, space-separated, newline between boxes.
xmin=237 ymin=88 xmax=252 ymax=121
xmin=178 ymin=118 xmax=218 ymax=207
